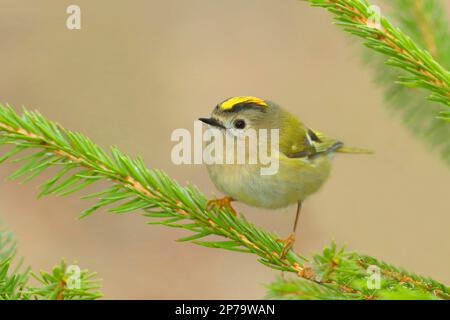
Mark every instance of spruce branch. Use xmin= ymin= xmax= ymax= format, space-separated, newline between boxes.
xmin=361 ymin=0 xmax=450 ymax=165
xmin=305 ymin=0 xmax=450 ymax=113
xmin=0 ymin=104 xmax=448 ymax=299
xmin=0 ymin=222 xmax=102 ymax=300
xmin=367 ymin=0 xmax=450 ymax=165
xmin=0 ymin=224 xmax=28 ymax=300
xmin=28 ymin=260 xmax=101 ymax=300
xmin=267 ymin=243 xmax=449 ymax=300
xmin=395 ymin=0 xmax=450 ymax=66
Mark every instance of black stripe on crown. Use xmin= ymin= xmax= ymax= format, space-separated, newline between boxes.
xmin=217 ymin=102 xmax=268 ymax=113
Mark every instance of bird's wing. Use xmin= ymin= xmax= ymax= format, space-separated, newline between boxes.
xmin=283 ymin=128 xmax=372 ymax=159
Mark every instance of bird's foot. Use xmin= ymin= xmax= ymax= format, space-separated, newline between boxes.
xmin=206 ymin=196 xmax=237 ymax=216
xmin=277 ymin=233 xmax=296 ymax=259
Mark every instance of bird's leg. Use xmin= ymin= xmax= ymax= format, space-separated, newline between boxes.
xmin=278 ymin=201 xmax=302 ymax=258
xmin=206 ymin=196 xmax=237 ymax=216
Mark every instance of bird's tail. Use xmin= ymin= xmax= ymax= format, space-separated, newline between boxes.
xmin=336 ymin=145 xmax=374 ymax=154
xmin=309 ymin=129 xmax=374 ymax=155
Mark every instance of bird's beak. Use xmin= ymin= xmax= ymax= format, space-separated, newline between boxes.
xmin=198 ymin=117 xmax=226 ymax=129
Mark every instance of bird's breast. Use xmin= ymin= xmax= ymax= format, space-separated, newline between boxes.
xmin=206 ymin=153 xmax=332 ymax=209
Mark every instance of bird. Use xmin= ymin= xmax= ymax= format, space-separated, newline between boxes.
xmin=199 ymin=96 xmax=371 ymax=257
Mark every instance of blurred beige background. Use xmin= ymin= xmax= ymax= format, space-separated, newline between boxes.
xmin=0 ymin=0 xmax=448 ymax=299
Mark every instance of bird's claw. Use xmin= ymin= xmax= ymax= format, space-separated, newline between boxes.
xmin=206 ymin=196 xmax=237 ymax=216
xmin=277 ymin=233 xmax=296 ymax=259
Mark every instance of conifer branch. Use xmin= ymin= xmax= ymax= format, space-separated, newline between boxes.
xmin=305 ymin=0 xmax=450 ymax=114
xmin=361 ymin=0 xmax=450 ymax=164
xmin=0 ymin=104 xmax=447 ymax=299
xmin=305 ymin=0 xmax=450 ymax=164
xmin=0 ymin=222 xmax=102 ymax=300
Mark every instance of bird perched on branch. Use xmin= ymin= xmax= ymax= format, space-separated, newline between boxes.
xmin=199 ymin=96 xmax=371 ymax=257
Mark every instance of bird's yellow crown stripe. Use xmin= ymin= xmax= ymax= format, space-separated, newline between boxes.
xmin=219 ymin=96 xmax=268 ymax=110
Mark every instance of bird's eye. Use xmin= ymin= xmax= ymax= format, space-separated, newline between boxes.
xmin=234 ymin=119 xmax=246 ymax=129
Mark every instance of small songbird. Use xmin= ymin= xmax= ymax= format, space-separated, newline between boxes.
xmin=199 ymin=96 xmax=371 ymax=257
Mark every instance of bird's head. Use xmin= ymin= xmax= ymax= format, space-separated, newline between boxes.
xmin=199 ymin=96 xmax=282 ymax=135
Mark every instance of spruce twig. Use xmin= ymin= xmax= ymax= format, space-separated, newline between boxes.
xmin=361 ymin=0 xmax=450 ymax=165
xmin=0 ymin=222 xmax=102 ymax=300
xmin=305 ymin=0 xmax=450 ymax=112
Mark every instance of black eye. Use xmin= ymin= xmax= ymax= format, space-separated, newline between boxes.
xmin=234 ymin=119 xmax=246 ymax=129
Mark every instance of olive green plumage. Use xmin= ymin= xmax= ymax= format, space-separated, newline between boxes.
xmin=200 ymin=96 xmax=371 ymax=210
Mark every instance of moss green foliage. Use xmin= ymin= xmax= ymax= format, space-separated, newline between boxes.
xmin=0 ymin=104 xmax=447 ymax=300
